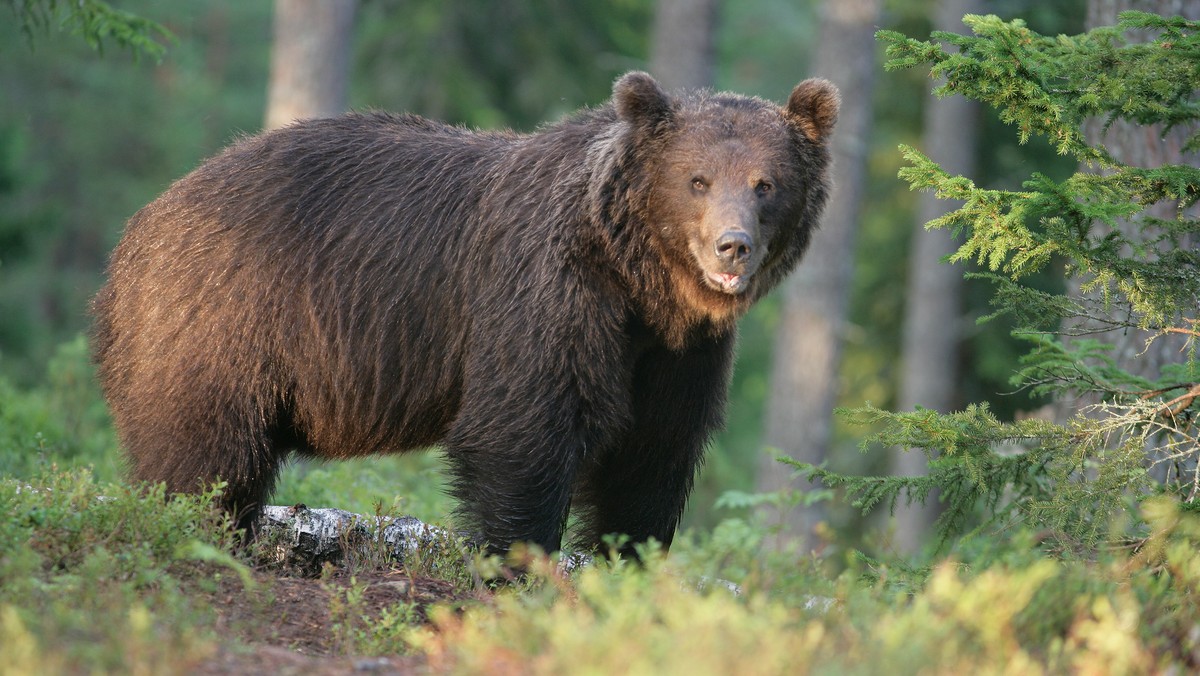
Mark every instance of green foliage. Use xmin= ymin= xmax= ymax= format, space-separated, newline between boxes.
xmin=415 ymin=554 xmax=816 ymax=675
xmin=0 ymin=336 xmax=119 ymax=480
xmin=410 ymin=503 xmax=1200 ymax=673
xmin=7 ymin=0 xmax=172 ymax=60
xmin=273 ymin=453 xmax=453 ymax=527
xmin=0 ymin=469 xmax=235 ymax=672
xmin=879 ymin=12 xmax=1200 ymax=161
xmin=324 ymin=573 xmax=421 ymax=656
xmin=6 ymin=470 xmax=1200 ymax=672
xmin=811 ymin=12 xmax=1200 ymax=554
xmin=795 ymin=403 xmax=1060 ymax=547
xmin=897 ymin=145 xmax=1200 ymax=323
xmin=0 ymin=1 xmax=272 ymax=385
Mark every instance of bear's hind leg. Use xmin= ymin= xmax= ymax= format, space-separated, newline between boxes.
xmin=117 ymin=369 xmax=286 ymax=538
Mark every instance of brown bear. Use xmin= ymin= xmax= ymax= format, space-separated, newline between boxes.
xmin=91 ymin=72 xmax=839 ymax=557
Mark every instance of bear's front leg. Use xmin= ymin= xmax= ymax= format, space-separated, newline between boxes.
xmin=574 ymin=333 xmax=736 ymax=558
xmin=443 ymin=409 xmax=580 ymax=556
xmin=443 ymin=300 xmax=632 ymax=556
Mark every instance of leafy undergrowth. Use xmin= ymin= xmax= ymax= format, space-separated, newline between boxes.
xmin=4 ymin=470 xmax=1200 ymax=674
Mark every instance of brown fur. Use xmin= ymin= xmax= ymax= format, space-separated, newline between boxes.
xmin=91 ymin=72 xmax=839 ymax=556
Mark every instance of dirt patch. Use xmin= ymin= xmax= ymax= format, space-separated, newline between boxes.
xmin=193 ymin=567 xmax=472 ymax=674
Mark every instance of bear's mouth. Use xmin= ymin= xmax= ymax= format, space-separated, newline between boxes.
xmin=706 ymin=271 xmax=750 ymax=295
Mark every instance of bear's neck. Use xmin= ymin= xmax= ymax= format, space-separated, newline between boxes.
xmin=627 ymin=250 xmax=747 ymax=351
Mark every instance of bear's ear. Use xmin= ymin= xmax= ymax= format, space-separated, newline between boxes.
xmin=785 ymin=78 xmax=840 ymax=143
xmin=613 ymin=71 xmax=673 ymax=130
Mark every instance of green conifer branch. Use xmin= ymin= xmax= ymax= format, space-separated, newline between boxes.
xmin=879 ymin=13 xmax=1200 ymax=166
xmin=806 ymin=11 xmax=1200 ymax=553
xmin=8 ymin=0 xmax=173 ymax=61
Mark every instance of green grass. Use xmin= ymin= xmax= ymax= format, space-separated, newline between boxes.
xmin=0 ymin=337 xmax=121 ymax=481
xmin=4 ymin=467 xmax=1200 ymax=673
xmin=273 ymin=452 xmax=453 ymax=526
xmin=0 ymin=470 xmax=235 ymax=673
xmin=3 ymin=340 xmax=1200 ymax=673
xmin=410 ymin=505 xmax=1200 ymax=675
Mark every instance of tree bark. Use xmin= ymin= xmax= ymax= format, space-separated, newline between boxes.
xmin=758 ymin=0 xmax=881 ymax=552
xmin=259 ymin=505 xmax=451 ymax=575
xmin=264 ymin=0 xmax=358 ymax=131
xmin=257 ymin=506 xmax=601 ymax=578
xmin=890 ymin=0 xmax=983 ymax=555
xmin=649 ymin=0 xmax=719 ymax=91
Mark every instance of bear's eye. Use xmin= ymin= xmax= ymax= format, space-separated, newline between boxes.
xmin=691 ymin=177 xmax=709 ymax=192
xmin=755 ymin=180 xmax=774 ymax=197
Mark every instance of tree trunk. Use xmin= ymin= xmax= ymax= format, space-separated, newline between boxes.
xmin=264 ymin=0 xmax=358 ymax=131
xmin=758 ymin=0 xmax=881 ymax=552
xmin=890 ymin=0 xmax=983 ymax=555
xmin=649 ymin=0 xmax=719 ymax=91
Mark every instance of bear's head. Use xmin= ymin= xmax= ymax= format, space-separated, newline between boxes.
xmin=608 ymin=71 xmax=839 ymax=333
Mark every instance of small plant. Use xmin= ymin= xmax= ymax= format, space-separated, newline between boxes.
xmin=410 ymin=514 xmax=1200 ymax=674
xmin=0 ymin=336 xmax=120 ymax=481
xmin=0 ymin=469 xmax=237 ymax=672
xmin=323 ymin=572 xmax=422 ymax=657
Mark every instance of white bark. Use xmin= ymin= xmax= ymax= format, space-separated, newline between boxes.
xmin=256 ymin=506 xmax=596 ymax=574
xmin=257 ymin=505 xmax=452 ymax=573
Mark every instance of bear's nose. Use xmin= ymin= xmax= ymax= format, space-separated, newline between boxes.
xmin=714 ymin=230 xmax=753 ymax=264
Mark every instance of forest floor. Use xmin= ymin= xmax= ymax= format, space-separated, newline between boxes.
xmin=192 ymin=567 xmax=467 ymax=675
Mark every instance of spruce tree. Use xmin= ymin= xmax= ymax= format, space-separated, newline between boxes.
xmin=797 ymin=11 xmax=1200 ymax=552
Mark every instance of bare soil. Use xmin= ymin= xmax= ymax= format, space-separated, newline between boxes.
xmin=192 ymin=567 xmax=471 ymax=675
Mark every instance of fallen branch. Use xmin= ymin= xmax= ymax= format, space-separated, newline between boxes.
xmin=257 ymin=505 xmax=455 ymax=575
xmin=255 ymin=505 xmax=594 ymax=576
xmin=253 ymin=505 xmax=744 ymax=595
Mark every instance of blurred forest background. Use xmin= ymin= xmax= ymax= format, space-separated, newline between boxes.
xmin=0 ymin=0 xmax=1086 ymax=553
